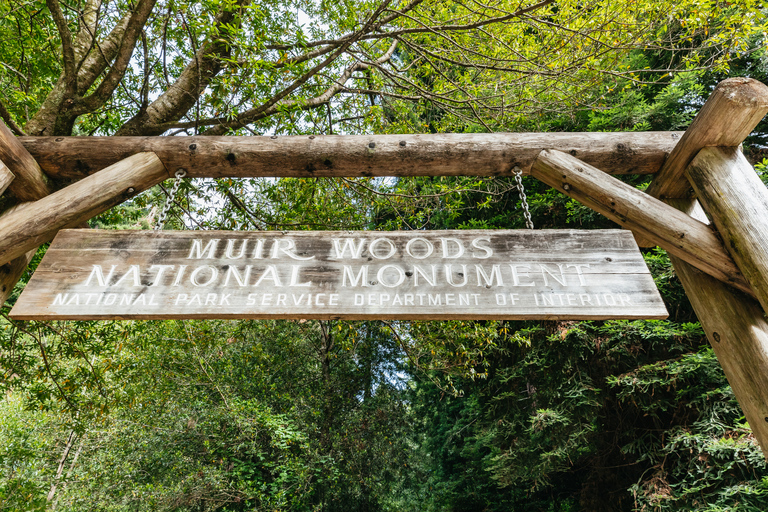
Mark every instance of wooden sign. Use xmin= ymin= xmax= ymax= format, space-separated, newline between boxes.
xmin=10 ymin=229 xmax=667 ymax=320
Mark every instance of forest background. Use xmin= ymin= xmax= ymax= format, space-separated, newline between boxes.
xmin=1 ymin=0 xmax=768 ymax=510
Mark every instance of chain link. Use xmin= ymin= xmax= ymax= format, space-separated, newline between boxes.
xmin=514 ymin=167 xmax=534 ymax=230
xmin=154 ymin=169 xmax=187 ymax=230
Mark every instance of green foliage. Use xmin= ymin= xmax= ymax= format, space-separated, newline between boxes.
xmin=0 ymin=396 xmax=52 ymax=512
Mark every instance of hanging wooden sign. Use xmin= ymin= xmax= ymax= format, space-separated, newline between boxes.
xmin=10 ymin=229 xmax=667 ymax=320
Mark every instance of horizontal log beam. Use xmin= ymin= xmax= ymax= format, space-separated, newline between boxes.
xmin=19 ymin=132 xmax=683 ymax=181
xmin=0 ymin=119 xmax=53 ymax=200
xmin=0 ymin=152 xmax=168 ymax=264
xmin=530 ymin=149 xmax=754 ymax=297
xmin=646 ymin=78 xmax=768 ymax=199
xmin=0 ymin=159 xmax=13 ymax=196
xmin=687 ymin=146 xmax=768 ymax=315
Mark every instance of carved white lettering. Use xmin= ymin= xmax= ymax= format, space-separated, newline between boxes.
xmin=471 ymin=237 xmax=493 ymax=259
xmin=251 ymin=240 xmax=265 ymax=259
xmin=441 ymin=238 xmax=465 ymax=259
xmin=342 ymin=265 xmax=368 ymax=287
xmin=172 ymin=265 xmax=188 ymax=286
xmin=540 ymin=264 xmax=567 ymax=287
xmin=476 ymin=264 xmax=503 ymax=287
xmin=566 ymin=264 xmax=590 ymax=286
xmin=270 ymin=239 xmax=314 ymax=260
xmin=149 ymin=265 xmax=174 ymax=286
xmin=444 ymin=264 xmax=468 ymax=287
xmin=509 ymin=264 xmax=535 ymax=287
xmin=378 ymin=265 xmax=406 ymax=288
xmin=225 ymin=240 xmax=248 ymax=259
xmin=413 ymin=265 xmax=437 ymax=287
xmin=254 ymin=266 xmax=282 ymax=287
xmin=289 ymin=265 xmax=312 ymax=287
xmin=114 ymin=265 xmax=141 ymax=287
xmin=405 ymin=237 xmax=434 ymax=259
xmin=332 ymin=238 xmax=366 ymax=259
xmin=190 ymin=266 xmax=218 ymax=287
xmin=224 ymin=265 xmax=252 ymax=287
xmin=369 ymin=238 xmax=396 ymax=260
xmin=188 ymin=239 xmax=219 ymax=259
xmin=85 ymin=265 xmax=117 ymax=287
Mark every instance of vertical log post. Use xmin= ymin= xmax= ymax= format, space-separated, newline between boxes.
xmin=646 ymin=78 xmax=768 ymax=199
xmin=666 ymin=198 xmax=768 ymax=457
xmin=686 ymin=147 xmax=768 ymax=315
xmin=642 ymin=78 xmax=768 ymax=454
xmin=633 ymin=77 xmax=768 ymax=248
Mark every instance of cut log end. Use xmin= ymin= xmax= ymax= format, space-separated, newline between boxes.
xmin=715 ymin=77 xmax=768 ymax=109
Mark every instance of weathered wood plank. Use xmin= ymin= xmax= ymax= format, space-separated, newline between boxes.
xmin=0 ymin=152 xmax=169 ymax=265
xmin=686 ymin=146 xmax=768 ymax=315
xmin=19 ymin=132 xmax=683 ymax=181
xmin=666 ymin=197 xmax=768 ymax=457
xmin=646 ymin=78 xmax=768 ymax=199
xmin=0 ymin=159 xmax=13 ymax=196
xmin=529 ymin=149 xmax=754 ymax=297
xmin=10 ymin=229 xmax=668 ymax=320
xmin=0 ymin=119 xmax=53 ymax=200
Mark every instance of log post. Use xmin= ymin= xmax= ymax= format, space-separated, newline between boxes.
xmin=0 ymin=119 xmax=53 ymax=201
xmin=666 ymin=198 xmax=768 ymax=457
xmin=0 ymin=160 xmax=13 ymax=196
xmin=0 ymin=152 xmax=168 ymax=264
xmin=645 ymin=78 xmax=768 ymax=199
xmin=686 ymin=146 xmax=768 ymax=315
xmin=530 ymin=149 xmax=753 ymax=297
xmin=0 ymin=120 xmax=55 ymax=306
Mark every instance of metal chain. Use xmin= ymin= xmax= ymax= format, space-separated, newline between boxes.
xmin=154 ymin=169 xmax=187 ymax=230
xmin=514 ymin=167 xmax=534 ymax=230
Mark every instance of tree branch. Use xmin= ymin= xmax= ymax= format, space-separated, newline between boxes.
xmin=46 ymin=0 xmax=77 ymax=97
xmin=115 ymin=0 xmax=250 ymax=135
xmin=0 ymin=99 xmax=26 ymax=136
xmin=72 ymin=0 xmax=158 ymax=115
